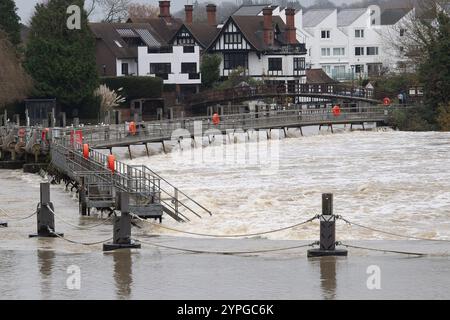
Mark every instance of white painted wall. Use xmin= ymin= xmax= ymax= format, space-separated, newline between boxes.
xmin=137 ymin=45 xmax=201 ymax=85
xmin=116 ymin=59 xmax=138 ymax=76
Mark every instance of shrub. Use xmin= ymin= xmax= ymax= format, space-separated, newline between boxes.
xmin=100 ymin=77 xmax=163 ymax=102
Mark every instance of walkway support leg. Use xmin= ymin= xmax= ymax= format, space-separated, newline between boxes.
xmin=29 ymin=183 xmax=63 ymax=238
xmin=103 ymin=192 xmax=141 ymax=251
xmin=307 ymin=193 xmax=347 ymax=257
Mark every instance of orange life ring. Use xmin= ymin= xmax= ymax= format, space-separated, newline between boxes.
xmin=83 ymin=144 xmax=89 ymax=159
xmin=129 ymin=122 xmax=137 ymax=135
xmin=107 ymin=155 xmax=116 ymax=172
xmin=332 ymin=105 xmax=341 ymax=117
xmin=212 ymin=113 xmax=220 ymax=125
xmin=383 ymin=97 xmax=391 ymax=106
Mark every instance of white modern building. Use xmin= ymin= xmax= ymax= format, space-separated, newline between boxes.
xmin=234 ymin=4 xmax=415 ymax=81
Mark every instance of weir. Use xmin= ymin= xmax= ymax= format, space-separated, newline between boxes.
xmin=0 ymin=105 xmax=402 ymax=222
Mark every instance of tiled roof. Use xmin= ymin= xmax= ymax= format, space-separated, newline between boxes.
xmin=306 ymin=69 xmax=337 ymax=84
xmin=303 ymin=9 xmax=335 ymax=27
xmin=337 ymin=8 xmax=366 ymax=26
xmin=380 ymin=8 xmax=411 ymax=25
xmin=233 ymin=5 xmax=278 ymax=16
xmin=231 ymin=15 xmax=298 ymax=51
xmin=184 ymin=24 xmax=221 ymax=48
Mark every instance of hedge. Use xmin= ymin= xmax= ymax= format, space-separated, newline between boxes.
xmin=100 ymin=76 xmax=163 ymax=102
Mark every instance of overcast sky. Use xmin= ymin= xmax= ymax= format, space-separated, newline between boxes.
xmin=15 ymin=0 xmax=353 ymax=25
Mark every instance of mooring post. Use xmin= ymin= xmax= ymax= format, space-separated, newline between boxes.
xmin=29 ymin=183 xmax=63 ymax=238
xmin=103 ymin=192 xmax=141 ymax=251
xmin=307 ymin=193 xmax=348 ymax=257
xmin=79 ymin=177 xmax=88 ymax=216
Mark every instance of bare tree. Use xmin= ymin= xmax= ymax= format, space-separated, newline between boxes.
xmin=0 ymin=31 xmax=32 ymax=108
xmin=98 ymin=0 xmax=131 ymax=22
xmin=383 ymin=0 xmax=445 ymax=67
xmin=127 ymin=3 xmax=159 ymax=21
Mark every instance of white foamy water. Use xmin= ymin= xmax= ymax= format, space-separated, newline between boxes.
xmin=119 ymin=127 xmax=450 ymax=241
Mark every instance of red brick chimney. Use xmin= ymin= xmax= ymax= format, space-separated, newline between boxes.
xmin=185 ymin=4 xmax=193 ymax=24
xmin=159 ymin=1 xmax=171 ymax=18
xmin=263 ymin=7 xmax=274 ymax=47
xmin=206 ymin=4 xmax=217 ymax=26
xmin=285 ymin=8 xmax=297 ymax=44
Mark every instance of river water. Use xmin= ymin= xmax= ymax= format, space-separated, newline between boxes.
xmin=0 ymin=127 xmax=449 ymax=299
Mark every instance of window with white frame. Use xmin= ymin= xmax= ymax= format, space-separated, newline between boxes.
xmin=333 ymin=47 xmax=345 ymax=56
xmin=321 ymin=48 xmax=331 ymax=57
xmin=321 ymin=30 xmax=331 ymax=39
xmin=366 ymin=47 xmax=379 ymax=55
xmin=355 ymin=47 xmax=364 ymax=56
xmin=355 ymin=29 xmax=364 ymax=38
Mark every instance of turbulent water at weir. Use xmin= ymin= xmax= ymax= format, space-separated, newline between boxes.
xmin=113 ymin=127 xmax=450 ymax=241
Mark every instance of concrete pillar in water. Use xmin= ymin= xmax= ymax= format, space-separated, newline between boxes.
xmin=29 ymin=183 xmax=64 ymax=238
xmin=103 ymin=192 xmax=141 ymax=251
xmin=308 ymin=193 xmax=348 ymax=257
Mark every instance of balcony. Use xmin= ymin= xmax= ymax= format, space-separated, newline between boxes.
xmin=188 ymin=73 xmax=200 ymax=80
xmin=267 ymin=43 xmax=307 ymax=55
xmin=154 ymin=73 xmax=169 ymax=80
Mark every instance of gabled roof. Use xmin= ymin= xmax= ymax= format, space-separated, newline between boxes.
xmin=90 ymin=23 xmax=165 ymax=59
xmin=171 ymin=23 xmax=221 ymax=49
xmin=337 ymin=8 xmax=366 ymax=26
xmin=233 ymin=5 xmax=278 ymax=16
xmin=231 ymin=15 xmax=298 ymax=51
xmin=303 ymin=9 xmax=335 ymax=28
xmin=380 ymin=8 xmax=412 ymax=25
xmin=145 ymin=18 xmax=183 ymax=43
xmin=306 ymin=69 xmax=337 ymax=84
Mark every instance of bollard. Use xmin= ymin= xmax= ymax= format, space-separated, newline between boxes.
xmin=29 ymin=183 xmax=64 ymax=238
xmin=307 ymin=193 xmax=348 ymax=257
xmin=79 ymin=177 xmax=88 ymax=216
xmin=103 ymin=192 xmax=141 ymax=251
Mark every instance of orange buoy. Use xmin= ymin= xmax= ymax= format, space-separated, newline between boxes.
xmin=383 ymin=97 xmax=391 ymax=106
xmin=332 ymin=105 xmax=341 ymax=117
xmin=83 ymin=144 xmax=89 ymax=159
xmin=107 ymin=154 xmax=116 ymax=172
xmin=129 ymin=121 xmax=137 ymax=136
xmin=212 ymin=113 xmax=220 ymax=125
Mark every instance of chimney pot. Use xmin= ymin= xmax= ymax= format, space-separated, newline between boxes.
xmin=263 ymin=7 xmax=274 ymax=46
xmin=206 ymin=4 xmax=217 ymax=26
xmin=285 ymin=8 xmax=297 ymax=45
xmin=185 ymin=5 xmax=193 ymax=24
xmin=159 ymin=1 xmax=171 ymax=18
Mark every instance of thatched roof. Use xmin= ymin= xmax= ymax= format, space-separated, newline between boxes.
xmin=0 ymin=30 xmax=32 ymax=106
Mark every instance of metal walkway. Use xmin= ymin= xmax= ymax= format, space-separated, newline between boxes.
xmin=49 ymin=137 xmax=211 ymax=222
xmin=78 ymin=106 xmax=395 ymax=150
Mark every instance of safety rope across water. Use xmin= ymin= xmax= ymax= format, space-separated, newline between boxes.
xmin=337 ymin=242 xmax=428 ymax=256
xmin=136 ymin=237 xmax=319 ymax=255
xmin=336 ymin=215 xmax=450 ymax=242
xmin=0 ymin=207 xmax=38 ymax=222
xmin=47 ymin=227 xmax=113 ymax=246
xmin=131 ymin=213 xmax=320 ymax=238
xmin=46 ymin=204 xmax=114 ymax=230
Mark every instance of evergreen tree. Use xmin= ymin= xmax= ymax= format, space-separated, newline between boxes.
xmin=0 ymin=0 xmax=21 ymax=46
xmin=24 ymin=0 xmax=98 ymax=113
xmin=418 ymin=12 xmax=450 ymax=127
xmin=200 ymin=54 xmax=221 ymax=89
